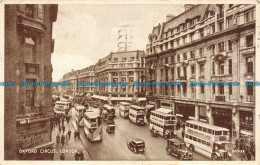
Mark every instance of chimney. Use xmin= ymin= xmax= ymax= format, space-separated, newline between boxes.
xmin=184 ymin=4 xmax=195 ymax=11
xmin=166 ymin=14 xmax=175 ymax=21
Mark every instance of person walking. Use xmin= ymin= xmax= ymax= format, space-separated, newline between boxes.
xmin=60 ymin=153 xmax=65 ymax=160
xmin=61 ymin=134 xmax=65 ymax=146
xmin=59 ymin=125 xmax=61 ymax=133
xmin=79 ymin=151 xmax=84 ymax=160
xmin=65 ymin=133 xmax=69 ymax=145
xmin=74 ymin=130 xmax=77 ymax=141
xmin=56 ymin=134 xmax=60 ymax=145
xmin=74 ymin=151 xmax=80 ymax=160
xmin=182 ymin=129 xmax=185 ymax=139
xmin=68 ymin=129 xmax=71 ymax=140
xmin=62 ymin=125 xmax=65 ymax=134
xmin=66 ymin=115 xmax=70 ymax=124
xmin=77 ymin=130 xmax=80 ymax=140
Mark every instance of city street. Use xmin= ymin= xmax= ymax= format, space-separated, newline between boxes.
xmin=71 ymin=105 xmax=209 ymax=160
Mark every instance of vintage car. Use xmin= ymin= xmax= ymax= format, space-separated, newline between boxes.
xmin=106 ymin=124 xmax=115 ymax=134
xmin=127 ymin=139 xmax=146 ymax=154
xmin=166 ymin=138 xmax=193 ymax=160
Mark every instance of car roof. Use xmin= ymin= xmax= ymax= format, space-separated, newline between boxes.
xmin=168 ymin=138 xmax=184 ymax=144
xmin=133 ymin=138 xmax=144 ymax=143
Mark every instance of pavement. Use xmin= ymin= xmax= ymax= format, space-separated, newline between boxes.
xmin=51 ymin=115 xmax=91 ymax=160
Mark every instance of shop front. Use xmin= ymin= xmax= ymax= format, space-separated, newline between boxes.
xmin=212 ymin=107 xmax=232 ymax=136
xmin=175 ymin=103 xmax=195 ymax=122
xmin=239 ymin=110 xmax=254 ymax=137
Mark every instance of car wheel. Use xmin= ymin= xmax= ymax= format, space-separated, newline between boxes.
xmin=211 ymin=154 xmax=218 ymax=160
xmin=179 ymin=155 xmax=184 ymax=160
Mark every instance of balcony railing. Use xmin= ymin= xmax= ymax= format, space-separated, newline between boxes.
xmin=215 ymin=95 xmax=225 ymax=102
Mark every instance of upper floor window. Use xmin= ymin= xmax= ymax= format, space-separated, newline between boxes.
xmin=114 ymin=58 xmax=118 ymax=62
xmin=228 ymin=59 xmax=232 ymax=74
xmin=247 ymin=82 xmax=254 ymax=96
xmin=246 ymin=35 xmax=253 ymax=47
xmin=246 ymin=57 xmax=253 ymax=73
xmin=183 ymin=36 xmax=186 ymax=44
xmin=177 ymin=54 xmax=180 ymax=62
xmin=218 ymin=21 xmax=224 ymax=31
xmin=130 ymin=57 xmax=134 ymax=61
xmin=227 ymin=17 xmax=233 ymax=28
xmin=165 ymin=57 xmax=168 ymax=64
xmin=219 ymin=62 xmax=224 ymax=75
xmin=122 ymin=58 xmax=126 ymax=62
xmin=200 ymin=29 xmax=204 ymax=38
xmin=183 ymin=53 xmax=187 ymax=60
xmin=37 ymin=5 xmax=44 ymax=20
xmin=228 ymin=40 xmax=233 ymax=51
xmin=191 ymin=50 xmax=195 ymax=59
xmin=200 ymin=64 xmax=204 ymax=76
xmin=177 ymin=68 xmax=180 ymax=78
xmin=25 ymin=5 xmax=34 ymax=18
xmin=199 ymin=48 xmax=204 ymax=57
xmin=190 ymin=32 xmax=195 ymax=41
xmin=191 ymin=65 xmax=195 ymax=75
xmin=218 ymin=42 xmax=224 ymax=52
xmin=176 ymin=38 xmax=180 ymax=46
xmin=219 ymin=85 xmax=224 ymax=95
xmin=245 ymin=11 xmax=254 ymax=23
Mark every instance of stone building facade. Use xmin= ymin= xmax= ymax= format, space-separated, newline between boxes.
xmin=5 ymin=4 xmax=58 ymax=160
xmin=78 ymin=65 xmax=95 ymax=95
xmin=145 ymin=4 xmax=255 ymax=139
xmin=61 ymin=69 xmax=79 ymax=97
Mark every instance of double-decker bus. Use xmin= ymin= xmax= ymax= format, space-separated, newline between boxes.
xmin=129 ymin=105 xmax=145 ymax=125
xmin=103 ymin=104 xmax=116 ymax=117
xmin=184 ymin=120 xmax=232 ymax=160
xmin=83 ymin=110 xmax=102 ymax=142
xmin=75 ymin=105 xmax=86 ymax=126
xmin=149 ymin=108 xmax=176 ymax=138
xmin=54 ymin=101 xmax=71 ymax=114
xmin=119 ymin=102 xmax=130 ymax=118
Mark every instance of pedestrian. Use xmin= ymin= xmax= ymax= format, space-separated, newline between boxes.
xmin=62 ymin=117 xmax=65 ymax=126
xmin=74 ymin=151 xmax=80 ymax=160
xmin=62 ymin=125 xmax=65 ymax=133
xmin=235 ymin=138 xmax=239 ymax=149
xmin=58 ymin=125 xmax=61 ymax=133
xmin=61 ymin=134 xmax=65 ymax=146
xmin=79 ymin=151 xmax=84 ymax=160
xmin=182 ymin=130 xmax=185 ymax=139
xmin=66 ymin=115 xmax=70 ymax=124
xmin=78 ymin=130 xmax=80 ymax=140
xmin=74 ymin=130 xmax=77 ymax=141
xmin=68 ymin=129 xmax=71 ymax=140
xmin=65 ymin=133 xmax=69 ymax=145
xmin=60 ymin=153 xmax=65 ymax=160
xmin=56 ymin=134 xmax=60 ymax=145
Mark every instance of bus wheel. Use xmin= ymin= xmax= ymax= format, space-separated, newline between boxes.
xmin=211 ymin=154 xmax=218 ymax=160
xmin=189 ymin=145 xmax=194 ymax=152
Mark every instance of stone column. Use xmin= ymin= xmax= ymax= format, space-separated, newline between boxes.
xmin=207 ymin=104 xmax=214 ymax=125
xmin=195 ymin=103 xmax=199 ymax=121
xmin=232 ymin=106 xmax=239 ymax=139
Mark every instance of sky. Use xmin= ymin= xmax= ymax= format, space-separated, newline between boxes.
xmin=52 ymin=4 xmax=184 ymax=81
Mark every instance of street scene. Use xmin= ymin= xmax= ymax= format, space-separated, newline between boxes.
xmin=4 ymin=3 xmax=256 ymax=162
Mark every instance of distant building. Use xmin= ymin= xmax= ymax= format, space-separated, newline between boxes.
xmin=94 ymin=50 xmax=146 ymax=105
xmin=61 ymin=69 xmax=79 ymax=97
xmin=78 ymin=65 xmax=95 ymax=95
xmin=5 ymin=4 xmax=58 ymax=160
xmin=145 ymin=4 xmax=255 ymax=139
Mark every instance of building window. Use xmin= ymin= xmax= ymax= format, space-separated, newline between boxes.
xmin=165 ymin=69 xmax=168 ymax=81
xmin=183 ymin=53 xmax=187 ymax=60
xmin=171 ymin=56 xmax=174 ymax=63
xmin=191 ymin=65 xmax=195 ymax=75
xmin=228 ymin=40 xmax=232 ymax=51
xmin=246 ymin=57 xmax=253 ymax=73
xmin=200 ymin=29 xmax=204 ymax=38
xmin=171 ymin=86 xmax=174 ymax=96
xmin=228 ymin=59 xmax=232 ymax=74
xmin=161 ymin=69 xmax=164 ymax=79
xmin=200 ymin=64 xmax=204 ymax=76
xmin=171 ymin=68 xmax=174 ymax=79
xmin=183 ymin=36 xmax=186 ymax=44
xmin=165 ymin=57 xmax=168 ymax=64
xmin=190 ymin=32 xmax=195 ymax=41
xmin=213 ymin=85 xmax=215 ymax=94
xmin=211 ymin=45 xmax=215 ymax=55
xmin=201 ymin=85 xmax=204 ymax=94
xmin=176 ymin=39 xmax=180 ymax=46
xmin=177 ymin=54 xmax=180 ymax=62
xmin=177 ymin=68 xmax=180 ymax=78
xmin=177 ymin=86 xmax=180 ymax=95
xmin=183 ymin=82 xmax=187 ymax=97
xmin=191 ymin=50 xmax=195 ymax=59
xmin=191 ymin=86 xmax=195 ymax=97
xmin=114 ymin=58 xmax=118 ymax=62
xmin=227 ymin=17 xmax=233 ymax=28
xmin=122 ymin=58 xmax=126 ymax=62
xmin=24 ymin=37 xmax=36 ymax=63
xmin=130 ymin=57 xmax=134 ymax=61
xmin=219 ymin=62 xmax=224 ymax=75
xmin=218 ymin=22 xmax=224 ymax=31
xmin=229 ymin=85 xmax=232 ymax=95
xmin=25 ymin=5 xmax=34 ymax=18
xmin=245 ymin=11 xmax=254 ymax=23
xmin=211 ymin=24 xmax=215 ymax=33
xmin=247 ymin=83 xmax=253 ymax=96
xmin=183 ymin=67 xmax=187 ymax=79
xmin=219 ymin=85 xmax=224 ymax=95
xmin=218 ymin=42 xmax=224 ymax=52
xmin=37 ymin=5 xmax=44 ymax=20
xmin=246 ymin=35 xmax=253 ymax=47
xmin=199 ymin=48 xmax=204 ymax=57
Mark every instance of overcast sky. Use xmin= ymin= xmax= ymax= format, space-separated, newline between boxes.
xmin=52 ymin=4 xmax=184 ymax=81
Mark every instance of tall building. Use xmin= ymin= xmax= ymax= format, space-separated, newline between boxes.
xmin=61 ymin=69 xmax=79 ymax=97
xmin=78 ymin=65 xmax=95 ymax=95
xmin=93 ymin=50 xmax=146 ymax=105
xmin=145 ymin=4 xmax=255 ymax=140
xmin=5 ymin=4 xmax=58 ymax=160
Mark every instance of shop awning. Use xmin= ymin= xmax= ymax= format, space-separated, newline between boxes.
xmin=138 ymin=97 xmax=147 ymax=102
xmin=240 ymin=130 xmax=253 ymax=136
xmin=110 ymin=97 xmax=132 ymax=101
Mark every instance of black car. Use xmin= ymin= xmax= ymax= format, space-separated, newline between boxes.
xmin=166 ymin=138 xmax=193 ymax=160
xmin=127 ymin=139 xmax=146 ymax=154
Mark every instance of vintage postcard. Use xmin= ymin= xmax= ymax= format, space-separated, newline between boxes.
xmin=0 ymin=0 xmax=259 ymax=165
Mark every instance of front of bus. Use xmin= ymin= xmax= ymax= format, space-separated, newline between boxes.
xmin=212 ymin=130 xmax=232 ymax=160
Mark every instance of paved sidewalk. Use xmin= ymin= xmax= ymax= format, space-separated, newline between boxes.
xmin=51 ymin=118 xmax=91 ymax=160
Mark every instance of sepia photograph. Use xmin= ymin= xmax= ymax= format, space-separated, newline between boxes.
xmin=2 ymin=1 xmax=258 ymax=163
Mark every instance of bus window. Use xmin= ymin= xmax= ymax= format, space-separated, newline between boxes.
xmin=194 ymin=125 xmax=198 ymax=129
xmin=190 ymin=124 xmax=194 ymax=128
xmin=186 ymin=123 xmax=190 ymax=127
xmin=90 ymin=119 xmax=96 ymax=122
xmin=202 ymin=140 xmax=206 ymax=145
xmin=208 ymin=129 xmax=212 ymax=134
xmin=165 ymin=116 xmax=170 ymax=120
xmin=193 ymin=137 xmax=197 ymax=142
xmin=203 ymin=127 xmax=207 ymax=132
xmin=215 ymin=131 xmax=222 ymax=135
xmin=197 ymin=139 xmax=201 ymax=143
xmin=206 ymin=142 xmax=211 ymax=146
xmin=223 ymin=131 xmax=228 ymax=135
xmin=189 ymin=135 xmax=192 ymax=140
xmin=198 ymin=126 xmax=202 ymax=131
xmin=185 ymin=134 xmax=188 ymax=138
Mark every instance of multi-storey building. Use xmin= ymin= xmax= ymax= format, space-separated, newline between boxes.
xmin=145 ymin=4 xmax=255 ymax=140
xmin=78 ymin=65 xmax=95 ymax=95
xmin=5 ymin=4 xmax=58 ymax=160
xmin=93 ymin=50 xmax=146 ymax=105
xmin=61 ymin=69 xmax=79 ymax=97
